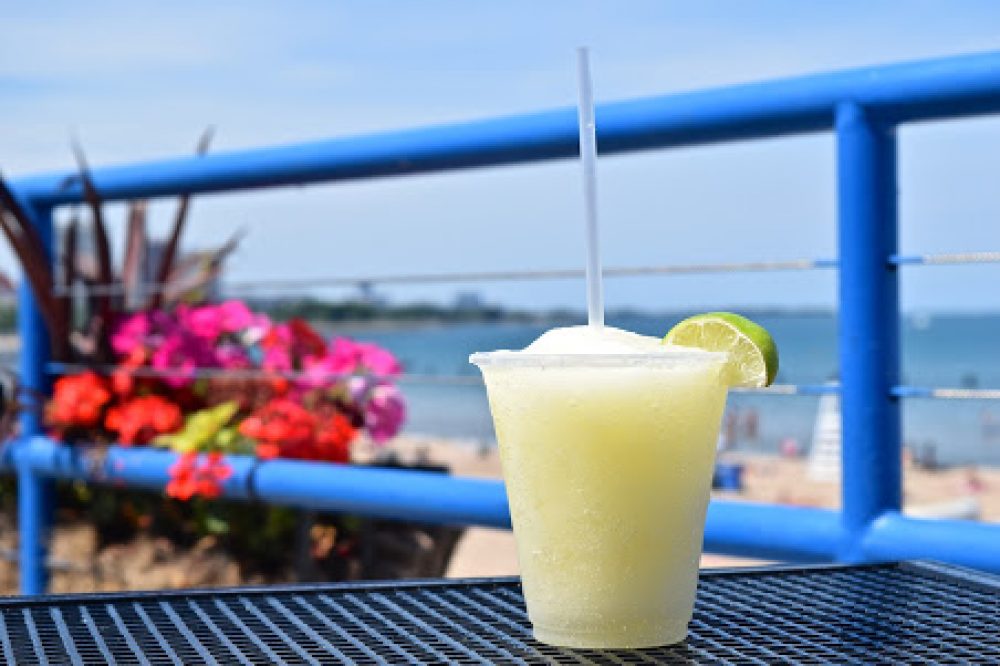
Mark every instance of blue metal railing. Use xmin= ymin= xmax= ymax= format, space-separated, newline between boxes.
xmin=9 ymin=50 xmax=1000 ymax=593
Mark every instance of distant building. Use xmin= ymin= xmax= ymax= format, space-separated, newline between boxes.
xmin=454 ymin=291 xmax=485 ymax=311
xmin=356 ymin=280 xmax=387 ymax=307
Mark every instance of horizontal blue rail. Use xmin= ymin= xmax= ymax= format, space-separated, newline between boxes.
xmin=13 ymin=51 xmax=1000 ymax=205
xmin=16 ymin=437 xmax=512 ymax=528
xmin=12 ymin=437 xmax=1000 ymax=573
xmin=863 ymin=512 xmax=1000 ymax=572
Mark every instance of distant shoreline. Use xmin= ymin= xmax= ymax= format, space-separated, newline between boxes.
xmin=268 ymin=306 xmax=1000 ymax=329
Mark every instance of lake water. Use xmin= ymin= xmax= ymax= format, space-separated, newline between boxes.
xmin=338 ymin=313 xmax=1000 ymax=466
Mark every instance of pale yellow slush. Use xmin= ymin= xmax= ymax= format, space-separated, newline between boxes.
xmin=471 ymin=326 xmax=728 ymax=648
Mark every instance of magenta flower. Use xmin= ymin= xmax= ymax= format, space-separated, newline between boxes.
xmin=111 ymin=312 xmax=152 ymax=355
xmin=147 ymin=319 xmax=220 ymax=388
xmin=328 ymin=338 xmax=401 ymax=377
xmin=327 ymin=338 xmax=362 ymax=374
xmin=299 ymin=339 xmax=401 ymax=391
xmin=240 ymin=310 xmax=272 ymax=345
xmin=177 ymin=301 xmax=269 ymax=343
xmin=216 ymin=300 xmax=256 ymax=333
xmin=363 ymin=382 xmax=406 ymax=443
xmin=151 ymin=337 xmax=199 ymax=388
xmin=300 ymin=354 xmax=348 ymax=389
xmin=356 ymin=342 xmax=402 ymax=377
xmin=215 ymin=343 xmax=251 ymax=370
xmin=262 ymin=346 xmax=292 ymax=373
xmin=179 ymin=304 xmax=224 ymax=341
xmin=346 ymin=375 xmax=371 ymax=403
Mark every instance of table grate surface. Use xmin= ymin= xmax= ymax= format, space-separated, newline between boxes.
xmin=0 ymin=561 xmax=996 ymax=664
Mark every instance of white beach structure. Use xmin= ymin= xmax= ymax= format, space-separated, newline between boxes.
xmin=807 ymin=392 xmax=841 ymax=483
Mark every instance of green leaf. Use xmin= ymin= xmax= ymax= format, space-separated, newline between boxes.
xmin=156 ymin=401 xmax=240 ymax=453
xmin=203 ymin=514 xmax=230 ymax=535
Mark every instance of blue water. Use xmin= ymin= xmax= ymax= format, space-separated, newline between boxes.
xmin=332 ymin=313 xmax=1000 ymax=465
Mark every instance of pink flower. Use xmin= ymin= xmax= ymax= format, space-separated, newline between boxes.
xmin=241 ymin=311 xmax=272 ymax=345
xmin=299 ymin=355 xmax=346 ymax=389
xmin=180 ymin=304 xmax=224 ymax=341
xmin=262 ymin=346 xmax=292 ymax=373
xmin=364 ymin=383 xmax=406 ymax=443
xmin=216 ymin=300 xmax=256 ymax=333
xmin=176 ymin=301 xmax=266 ymax=343
xmin=150 ymin=330 xmax=218 ymax=388
xmin=111 ymin=312 xmax=151 ymax=355
xmin=356 ymin=342 xmax=402 ymax=377
xmin=327 ymin=338 xmax=361 ymax=374
xmin=297 ymin=340 xmax=401 ymax=391
xmin=345 ymin=376 xmax=405 ymax=442
xmin=327 ymin=338 xmax=401 ymax=377
xmin=260 ymin=319 xmax=327 ymax=377
xmin=215 ymin=343 xmax=251 ymax=370
xmin=151 ymin=338 xmax=198 ymax=388
xmin=346 ymin=375 xmax=371 ymax=403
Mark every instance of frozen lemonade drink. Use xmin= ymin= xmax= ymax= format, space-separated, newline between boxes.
xmin=480 ymin=48 xmax=780 ymax=649
xmin=471 ymin=315 xmax=778 ymax=648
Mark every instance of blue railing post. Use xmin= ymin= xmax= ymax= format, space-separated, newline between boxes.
xmin=16 ymin=204 xmax=54 ymax=594
xmin=836 ymin=102 xmax=901 ymax=561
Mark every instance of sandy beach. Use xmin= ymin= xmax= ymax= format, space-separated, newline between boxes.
xmin=372 ymin=436 xmax=1000 ymax=577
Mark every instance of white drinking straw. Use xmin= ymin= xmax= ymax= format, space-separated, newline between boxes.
xmin=576 ymin=47 xmax=604 ymax=329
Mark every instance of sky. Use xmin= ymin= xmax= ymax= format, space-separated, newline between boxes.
xmin=3 ymin=1 xmax=1000 ymax=313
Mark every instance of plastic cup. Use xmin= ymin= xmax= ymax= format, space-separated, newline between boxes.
xmin=471 ymin=349 xmax=728 ymax=648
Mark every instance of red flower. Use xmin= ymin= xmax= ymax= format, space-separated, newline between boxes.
xmin=314 ymin=412 xmax=356 ymax=463
xmin=240 ymin=398 xmax=316 ymax=456
xmin=166 ymin=452 xmax=233 ymax=500
xmin=105 ymin=396 xmax=183 ymax=445
xmin=240 ymin=398 xmax=356 ymax=463
xmin=110 ymin=369 xmax=134 ymax=397
xmin=288 ymin=319 xmax=327 ymax=358
xmin=49 ymin=372 xmax=112 ymax=429
xmin=198 ymin=452 xmax=233 ymax=498
xmin=166 ymin=452 xmax=198 ymax=500
xmin=255 ymin=442 xmax=280 ymax=460
xmin=261 ymin=318 xmax=327 ymax=370
xmin=269 ymin=375 xmax=290 ymax=396
xmin=110 ymin=347 xmax=148 ymax=397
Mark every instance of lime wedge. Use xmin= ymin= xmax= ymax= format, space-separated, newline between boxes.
xmin=664 ymin=312 xmax=778 ymax=387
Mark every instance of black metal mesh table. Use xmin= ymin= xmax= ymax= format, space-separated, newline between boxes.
xmin=0 ymin=561 xmax=997 ymax=664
